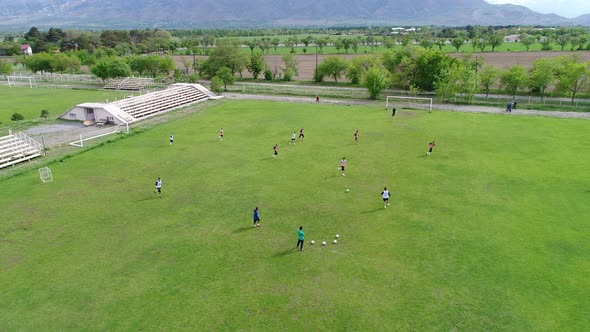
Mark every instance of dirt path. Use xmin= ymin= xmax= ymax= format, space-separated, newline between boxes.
xmin=223 ymin=93 xmax=590 ymax=120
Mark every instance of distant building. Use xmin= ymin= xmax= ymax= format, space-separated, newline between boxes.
xmin=21 ymin=44 xmax=32 ymax=56
xmin=391 ymin=27 xmax=420 ymax=35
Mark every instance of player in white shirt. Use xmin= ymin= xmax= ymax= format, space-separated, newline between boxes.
xmin=154 ymin=177 xmax=162 ymax=198
xmin=381 ymin=187 xmax=391 ymax=208
xmin=169 ymin=133 xmax=174 ymax=145
xmin=290 ymin=131 xmax=296 ymax=145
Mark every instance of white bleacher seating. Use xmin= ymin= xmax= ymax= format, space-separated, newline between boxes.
xmin=0 ymin=131 xmax=44 ymax=169
xmin=112 ymin=84 xmax=210 ymax=120
xmin=104 ymin=77 xmax=154 ymax=91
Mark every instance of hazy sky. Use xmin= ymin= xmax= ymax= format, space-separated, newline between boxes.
xmin=485 ymin=0 xmax=590 ymax=18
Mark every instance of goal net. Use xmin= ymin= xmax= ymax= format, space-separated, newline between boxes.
xmin=7 ymin=76 xmax=38 ymax=88
xmin=386 ymin=96 xmax=432 ymax=113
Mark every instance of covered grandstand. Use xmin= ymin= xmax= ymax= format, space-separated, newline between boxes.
xmin=60 ymin=83 xmax=218 ymax=125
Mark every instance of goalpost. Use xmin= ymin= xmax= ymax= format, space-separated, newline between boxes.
xmin=386 ymin=96 xmax=433 ymax=113
xmin=69 ymin=122 xmax=130 ymax=148
xmin=7 ymin=76 xmax=38 ymax=88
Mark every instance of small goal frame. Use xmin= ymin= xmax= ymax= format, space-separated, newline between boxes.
xmin=386 ymin=96 xmax=433 ymax=113
xmin=39 ymin=166 xmax=53 ymax=183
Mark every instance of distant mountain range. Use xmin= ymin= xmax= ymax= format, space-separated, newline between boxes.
xmin=1 ymin=0 xmax=589 ymax=30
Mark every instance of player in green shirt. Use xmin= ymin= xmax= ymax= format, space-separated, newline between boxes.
xmin=297 ymin=226 xmax=304 ymax=251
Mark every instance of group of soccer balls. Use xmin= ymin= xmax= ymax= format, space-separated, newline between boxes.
xmin=310 ymin=234 xmax=340 ymax=246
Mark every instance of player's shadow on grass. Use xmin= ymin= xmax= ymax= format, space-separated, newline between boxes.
xmin=232 ymin=226 xmax=255 ymax=234
xmin=136 ymin=195 xmax=159 ymax=202
xmin=360 ymin=207 xmax=384 ymax=214
xmin=272 ymin=248 xmax=299 ymax=258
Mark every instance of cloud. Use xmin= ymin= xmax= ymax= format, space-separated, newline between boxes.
xmin=485 ymin=0 xmax=590 ymax=18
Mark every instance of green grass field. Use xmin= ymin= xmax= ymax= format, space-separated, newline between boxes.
xmin=1 ymin=100 xmax=590 ymax=330
xmin=0 ymin=85 xmax=135 ymax=124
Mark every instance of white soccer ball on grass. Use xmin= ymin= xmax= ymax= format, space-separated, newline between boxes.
xmin=335 ymin=234 xmax=340 ymax=238
xmin=322 ymin=241 xmax=327 ymax=246
xmin=333 ymin=240 xmax=338 ymax=244
xmin=310 ymin=240 xmax=315 ymax=245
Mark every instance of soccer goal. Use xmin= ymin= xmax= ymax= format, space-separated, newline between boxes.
xmin=7 ymin=76 xmax=38 ymax=88
xmin=386 ymin=96 xmax=433 ymax=113
xmin=69 ymin=122 xmax=130 ymax=148
xmin=39 ymin=167 xmax=53 ymax=183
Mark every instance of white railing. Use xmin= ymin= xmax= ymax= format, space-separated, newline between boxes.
xmin=9 ymin=129 xmax=44 ymax=153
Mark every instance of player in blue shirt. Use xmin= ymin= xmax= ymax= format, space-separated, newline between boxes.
xmin=253 ymin=207 xmax=260 ymax=227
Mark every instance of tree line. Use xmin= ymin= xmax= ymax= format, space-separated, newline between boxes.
xmin=2 ymin=26 xmax=590 ymax=57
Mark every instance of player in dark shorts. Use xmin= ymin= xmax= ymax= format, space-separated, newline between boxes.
xmin=298 ymin=128 xmax=304 ymax=141
xmin=354 ymin=130 xmax=359 ymax=142
xmin=381 ymin=187 xmax=391 ymax=208
xmin=154 ymin=177 xmax=162 ymax=198
xmin=273 ymin=144 xmax=279 ymax=158
xmin=219 ymin=128 xmax=224 ymax=141
xmin=253 ymin=207 xmax=260 ymax=227
xmin=392 ymin=107 xmax=396 ymax=117
xmin=427 ymin=141 xmax=436 ymax=155
xmin=169 ymin=133 xmax=174 ymax=145
xmin=340 ymin=157 xmax=347 ymax=176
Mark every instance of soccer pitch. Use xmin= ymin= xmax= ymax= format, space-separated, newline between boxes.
xmin=1 ymin=100 xmax=589 ymax=330
xmin=0 ymin=85 xmax=134 ymax=124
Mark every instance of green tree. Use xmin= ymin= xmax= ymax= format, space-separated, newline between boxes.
xmin=334 ymin=39 xmax=343 ymax=53
xmin=528 ymin=57 xmax=557 ymax=101
xmin=500 ymin=65 xmax=528 ymax=99
xmin=91 ymin=57 xmax=131 ymax=82
xmin=210 ymin=76 xmax=224 ymax=94
xmin=247 ymin=52 xmax=264 ymax=79
xmin=419 ymin=38 xmax=433 ymax=50
xmin=347 ymin=55 xmax=379 ymax=84
xmin=0 ymin=59 xmax=13 ymax=75
xmin=555 ymin=58 xmax=590 ymax=103
xmin=24 ymin=53 xmax=53 ymax=73
xmin=11 ymin=113 xmax=25 ymax=122
xmin=477 ymin=39 xmax=488 ymax=52
xmin=281 ymin=53 xmax=299 ymax=81
xmin=435 ymin=38 xmax=446 ymax=51
xmin=457 ymin=65 xmax=480 ymax=102
xmin=40 ymin=110 xmax=50 ymax=119
xmin=556 ymin=34 xmax=571 ymax=51
xmin=520 ymin=34 xmax=536 ymax=51
xmin=158 ymin=56 xmax=176 ymax=77
xmin=318 ymin=56 xmax=348 ymax=83
xmin=451 ymin=37 xmax=465 ymax=52
xmin=541 ymin=38 xmax=553 ymax=51
xmin=362 ymin=66 xmax=390 ymax=99
xmin=487 ymin=34 xmax=503 ymax=52
xmin=199 ymin=41 xmax=249 ymax=78
xmin=434 ymin=64 xmax=461 ymax=102
xmin=216 ymin=67 xmax=235 ymax=91
xmin=246 ymin=40 xmax=257 ymax=54
xmin=479 ymin=65 xmax=498 ymax=100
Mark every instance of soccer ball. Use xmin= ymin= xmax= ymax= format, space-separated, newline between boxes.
xmin=322 ymin=241 xmax=327 ymax=246
xmin=345 ymin=189 xmax=350 ymax=192
xmin=333 ymin=240 xmax=337 ymax=244
xmin=310 ymin=240 xmax=315 ymax=245
xmin=335 ymin=234 xmax=340 ymax=238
